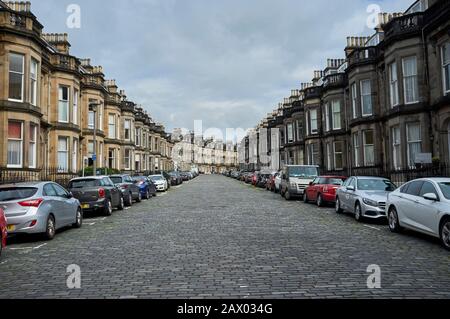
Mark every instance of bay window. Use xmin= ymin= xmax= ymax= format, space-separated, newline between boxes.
xmin=58 ymin=86 xmax=69 ymax=123
xmin=7 ymin=121 xmax=23 ymax=168
xmin=407 ymin=123 xmax=421 ymax=168
xmin=334 ymin=141 xmax=343 ymax=170
xmin=363 ymin=130 xmax=374 ymax=166
xmin=29 ymin=124 xmax=37 ymax=169
xmin=360 ymin=80 xmax=372 ymax=116
xmin=389 ymin=62 xmax=399 ymax=107
xmin=332 ymin=100 xmax=341 ymax=130
xmin=30 ymin=59 xmax=38 ymax=106
xmin=57 ymin=137 xmax=69 ymax=172
xmin=9 ymin=53 xmax=24 ymax=101
xmin=403 ymin=56 xmax=419 ymax=103
xmin=442 ymin=43 xmax=450 ymax=94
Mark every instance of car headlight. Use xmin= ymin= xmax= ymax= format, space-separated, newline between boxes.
xmin=363 ymin=198 xmax=378 ymax=207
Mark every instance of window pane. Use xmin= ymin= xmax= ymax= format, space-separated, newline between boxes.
xmin=444 ymin=43 xmax=450 ymax=64
xmin=8 ymin=141 xmax=21 ymax=166
xmin=8 ymin=122 xmax=22 ymax=139
xmin=9 ymin=53 xmax=23 ymax=73
xmin=403 ymin=57 xmax=417 ymax=76
xmin=9 ymin=73 xmax=23 ymax=100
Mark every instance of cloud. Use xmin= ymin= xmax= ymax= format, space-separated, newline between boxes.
xmin=31 ymin=0 xmax=414 ymax=135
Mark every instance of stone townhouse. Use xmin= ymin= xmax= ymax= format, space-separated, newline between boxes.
xmin=0 ymin=1 xmax=173 ymax=181
xmin=240 ymin=0 xmax=450 ymax=182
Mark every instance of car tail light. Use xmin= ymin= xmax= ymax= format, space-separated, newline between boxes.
xmin=18 ymin=198 xmax=44 ymax=208
xmin=98 ymin=188 xmax=106 ymax=198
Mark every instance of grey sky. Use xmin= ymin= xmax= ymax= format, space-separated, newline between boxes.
xmin=32 ymin=0 xmax=412 ymax=139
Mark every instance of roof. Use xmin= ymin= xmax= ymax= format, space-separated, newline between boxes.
xmin=0 ymin=181 xmax=47 ymax=188
xmin=70 ymin=176 xmax=108 ymax=181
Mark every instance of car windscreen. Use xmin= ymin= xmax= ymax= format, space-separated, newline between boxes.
xmin=132 ymin=177 xmax=146 ymax=182
xmin=109 ymin=177 xmax=123 ymax=184
xmin=0 ymin=187 xmax=38 ymax=201
xmin=151 ymin=176 xmax=164 ymax=181
xmin=289 ymin=167 xmax=318 ymax=178
xmin=438 ymin=182 xmax=450 ymax=200
xmin=69 ymin=179 xmax=101 ymax=188
xmin=357 ymin=179 xmax=396 ymax=191
xmin=327 ymin=178 xmax=346 ymax=185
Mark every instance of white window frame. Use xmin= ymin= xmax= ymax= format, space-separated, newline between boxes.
xmin=57 ymin=136 xmax=69 ymax=173
xmin=360 ymin=80 xmax=373 ymax=117
xmin=332 ymin=100 xmax=341 ymax=130
xmin=363 ymin=130 xmax=375 ymax=167
xmin=326 ymin=143 xmax=332 ymax=170
xmin=392 ymin=126 xmax=401 ymax=170
xmin=353 ymin=133 xmax=360 ymax=168
xmin=58 ymin=86 xmax=70 ymax=123
xmin=389 ymin=62 xmax=399 ymax=107
xmin=407 ymin=123 xmax=422 ymax=168
xmin=8 ymin=53 xmax=24 ymax=102
xmin=402 ymin=56 xmax=419 ymax=104
xmin=310 ymin=109 xmax=318 ymax=134
xmin=124 ymin=119 xmax=131 ymax=141
xmin=98 ymin=104 xmax=103 ymax=131
xmin=7 ymin=121 xmax=23 ymax=168
xmin=88 ymin=111 xmax=95 ymax=130
xmin=325 ymin=103 xmax=330 ymax=132
xmin=73 ymin=89 xmax=79 ymax=125
xmin=29 ymin=124 xmax=37 ymax=169
xmin=287 ymin=123 xmax=294 ymax=143
xmin=30 ymin=59 xmax=38 ymax=106
xmin=124 ymin=149 xmax=131 ymax=170
xmin=108 ymin=114 xmax=116 ymax=139
xmin=351 ymin=83 xmax=358 ymax=119
xmin=333 ymin=141 xmax=344 ymax=170
xmin=72 ymin=138 xmax=78 ymax=173
xmin=442 ymin=43 xmax=450 ymax=95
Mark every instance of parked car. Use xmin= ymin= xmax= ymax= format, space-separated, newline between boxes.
xmin=304 ymin=176 xmax=347 ymax=207
xmin=257 ymin=173 xmax=271 ymax=188
xmin=132 ymin=176 xmax=157 ymax=199
xmin=169 ymin=172 xmax=183 ymax=185
xmin=0 ymin=208 xmax=7 ymax=257
xmin=266 ymin=172 xmax=279 ymax=192
xmin=149 ymin=175 xmax=169 ymax=192
xmin=180 ymin=172 xmax=191 ymax=181
xmin=251 ymin=172 xmax=260 ymax=186
xmin=386 ymin=178 xmax=450 ymax=250
xmin=69 ymin=176 xmax=124 ymax=216
xmin=280 ymin=165 xmax=320 ymax=200
xmin=160 ymin=171 xmax=172 ymax=189
xmin=335 ymin=176 xmax=396 ymax=222
xmin=1 ymin=182 xmax=83 ymax=240
xmin=244 ymin=173 xmax=254 ymax=184
xmin=109 ymin=174 xmax=141 ymax=206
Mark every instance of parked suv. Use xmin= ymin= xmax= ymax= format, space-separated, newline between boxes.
xmin=109 ymin=174 xmax=141 ymax=206
xmin=280 ymin=165 xmax=319 ymax=200
xmin=69 ymin=176 xmax=124 ymax=216
xmin=335 ymin=176 xmax=396 ymax=222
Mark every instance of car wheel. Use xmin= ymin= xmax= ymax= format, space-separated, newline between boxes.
xmin=316 ymin=194 xmax=323 ymax=207
xmin=125 ymin=193 xmax=133 ymax=207
xmin=285 ymin=190 xmax=291 ymax=201
xmin=136 ymin=192 xmax=142 ymax=203
xmin=45 ymin=215 xmax=56 ymax=240
xmin=335 ymin=197 xmax=343 ymax=214
xmin=440 ymin=218 xmax=450 ymax=251
xmin=104 ymin=199 xmax=113 ymax=216
xmin=355 ymin=202 xmax=363 ymax=222
xmin=117 ymin=196 xmax=125 ymax=211
xmin=145 ymin=190 xmax=150 ymax=200
xmin=73 ymin=208 xmax=83 ymax=228
xmin=388 ymin=206 xmax=401 ymax=233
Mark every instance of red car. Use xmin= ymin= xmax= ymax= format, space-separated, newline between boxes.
xmin=0 ymin=208 xmax=7 ymax=257
xmin=304 ymin=176 xmax=347 ymax=207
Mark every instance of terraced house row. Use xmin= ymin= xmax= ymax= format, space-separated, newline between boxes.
xmin=0 ymin=1 xmax=174 ymax=181
xmin=239 ymin=0 xmax=450 ymax=183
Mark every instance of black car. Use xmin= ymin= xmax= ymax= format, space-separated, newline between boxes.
xmin=109 ymin=174 xmax=142 ymax=206
xmin=169 ymin=172 xmax=183 ymax=185
xmin=160 ymin=171 xmax=171 ymax=189
xmin=68 ymin=176 xmax=124 ymax=216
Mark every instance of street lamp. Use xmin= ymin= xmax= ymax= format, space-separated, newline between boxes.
xmin=89 ymin=102 xmax=101 ymax=176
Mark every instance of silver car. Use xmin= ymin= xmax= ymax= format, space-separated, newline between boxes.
xmin=386 ymin=178 xmax=450 ymax=251
xmin=149 ymin=175 xmax=168 ymax=192
xmin=0 ymin=182 xmax=83 ymax=240
xmin=335 ymin=176 xmax=396 ymax=222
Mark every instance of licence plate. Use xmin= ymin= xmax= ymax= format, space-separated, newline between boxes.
xmin=7 ymin=225 xmax=15 ymax=232
xmin=81 ymin=204 xmax=90 ymax=209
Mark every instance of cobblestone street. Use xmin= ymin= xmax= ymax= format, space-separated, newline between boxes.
xmin=0 ymin=175 xmax=449 ymax=299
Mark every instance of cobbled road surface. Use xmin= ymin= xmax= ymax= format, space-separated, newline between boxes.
xmin=0 ymin=175 xmax=449 ymax=299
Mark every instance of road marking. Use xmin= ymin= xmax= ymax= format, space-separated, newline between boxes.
xmin=9 ymin=243 xmax=47 ymax=251
xmin=33 ymin=243 xmax=47 ymax=250
xmin=86 ymin=222 xmax=96 ymax=226
xmin=363 ymin=225 xmax=382 ymax=231
xmin=0 ymin=260 xmax=7 ymax=265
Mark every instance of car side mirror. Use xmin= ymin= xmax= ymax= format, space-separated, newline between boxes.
xmin=423 ymin=193 xmax=438 ymax=201
xmin=309 ymin=182 xmax=313 ymax=186
xmin=347 ymin=186 xmax=355 ymax=191
xmin=67 ymin=192 xmax=74 ymax=199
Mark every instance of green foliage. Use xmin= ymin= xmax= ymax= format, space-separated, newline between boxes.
xmin=78 ymin=167 xmax=120 ymax=177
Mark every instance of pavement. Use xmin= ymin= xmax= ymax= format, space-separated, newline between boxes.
xmin=0 ymin=175 xmax=449 ymax=299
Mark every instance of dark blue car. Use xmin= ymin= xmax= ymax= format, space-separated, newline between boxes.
xmin=132 ymin=176 xmax=157 ymax=199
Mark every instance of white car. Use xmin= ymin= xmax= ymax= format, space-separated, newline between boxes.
xmin=386 ymin=178 xmax=450 ymax=251
xmin=274 ymin=172 xmax=282 ymax=193
xmin=149 ymin=175 xmax=168 ymax=192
